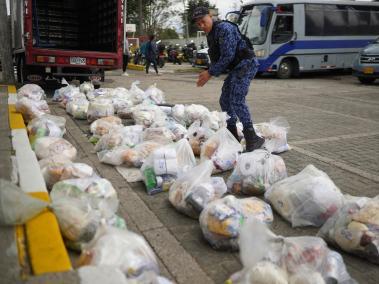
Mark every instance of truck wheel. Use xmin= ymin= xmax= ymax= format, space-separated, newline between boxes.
xmin=277 ymin=59 xmax=294 ymax=79
xmin=358 ymin=77 xmax=375 ymax=84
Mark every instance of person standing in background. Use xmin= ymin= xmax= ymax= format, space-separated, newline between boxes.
xmin=122 ymin=34 xmax=130 ymax=76
xmin=145 ymin=35 xmax=159 ymax=75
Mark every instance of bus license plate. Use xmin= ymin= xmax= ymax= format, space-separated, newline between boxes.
xmin=363 ymin=67 xmax=374 ymax=74
xmin=196 ymin=59 xmax=203 ymax=65
xmin=70 ymin=57 xmax=86 ymax=65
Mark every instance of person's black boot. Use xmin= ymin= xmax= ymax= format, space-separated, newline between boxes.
xmin=227 ymin=124 xmax=241 ymax=142
xmin=243 ymin=127 xmax=265 ymax=152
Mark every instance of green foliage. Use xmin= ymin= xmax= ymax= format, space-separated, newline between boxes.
xmin=158 ymin=28 xmax=180 ymax=39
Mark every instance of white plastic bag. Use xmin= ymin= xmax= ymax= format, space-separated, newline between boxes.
xmin=130 ymin=81 xmax=147 ymax=104
xmin=27 ymin=115 xmax=66 ymax=148
xmin=187 ymin=120 xmax=215 ymax=156
xmin=94 ymin=125 xmax=144 ymax=152
xmin=172 ymin=104 xmax=185 ymax=123
xmin=34 ymin=137 xmax=77 ymax=161
xmin=201 ymin=128 xmax=243 ymax=173
xmin=141 ymin=139 xmax=196 ymax=195
xmin=78 ymin=266 xmax=128 ymax=284
xmin=318 ymin=195 xmax=379 ymax=264
xmin=132 ymin=104 xmax=166 ymax=128
xmin=229 ymin=218 xmax=356 ymax=284
xmin=166 ymin=122 xmax=187 ymax=142
xmin=169 ymin=160 xmax=227 ymax=218
xmin=66 ymin=97 xmax=90 ymax=119
xmin=87 ymin=98 xmax=115 ymax=122
xmin=90 ymin=116 xmax=123 ymax=137
xmin=17 ymin=84 xmax=45 ymax=101
xmin=202 ymin=111 xmax=228 ymax=131
xmin=143 ymin=127 xmax=175 ymax=145
xmin=227 ymin=150 xmax=287 ymax=196
xmin=144 ymin=83 xmax=165 ymax=104
xmin=255 ymin=117 xmax=290 ymax=154
xmin=15 ymin=97 xmax=50 ymax=122
xmin=53 ymin=84 xmax=80 ymax=103
xmin=265 ymin=165 xmax=344 ymax=227
xmin=184 ymin=104 xmax=210 ymax=125
xmin=78 ymin=226 xmax=159 ymax=278
xmin=199 ymin=195 xmax=273 ymax=250
xmin=80 ymin=81 xmax=95 ymax=95
xmin=51 ymin=177 xmax=118 ymax=219
xmin=61 ymin=91 xmax=86 ymax=109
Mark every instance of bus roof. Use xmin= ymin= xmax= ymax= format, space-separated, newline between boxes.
xmin=242 ymin=0 xmax=379 ymax=7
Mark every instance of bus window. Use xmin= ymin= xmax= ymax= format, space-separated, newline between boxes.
xmin=272 ymin=15 xmax=293 ymax=44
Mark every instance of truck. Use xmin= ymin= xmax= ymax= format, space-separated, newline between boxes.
xmin=9 ymin=0 xmax=124 ymax=84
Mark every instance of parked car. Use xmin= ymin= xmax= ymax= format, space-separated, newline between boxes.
xmin=192 ymin=48 xmax=210 ymax=68
xmin=352 ymin=37 xmax=379 ymax=84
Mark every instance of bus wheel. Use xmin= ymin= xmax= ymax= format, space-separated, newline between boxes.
xmin=358 ymin=77 xmax=375 ymax=84
xmin=277 ymin=59 xmax=294 ymax=79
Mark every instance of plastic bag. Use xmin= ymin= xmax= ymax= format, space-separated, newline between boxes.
xmin=66 ymin=97 xmax=90 ymax=119
xmin=17 ymin=84 xmax=45 ymax=101
xmin=167 ymin=122 xmax=187 ymax=142
xmin=199 ymin=195 xmax=273 ymax=250
xmin=51 ymin=177 xmax=118 ymax=219
xmin=132 ymin=104 xmax=167 ymax=128
xmin=229 ymin=218 xmax=356 ymax=284
xmin=27 ymin=115 xmax=66 ymax=148
xmin=187 ymin=120 xmax=215 ymax=156
xmin=143 ymin=127 xmax=175 ymax=145
xmin=227 ymin=150 xmax=287 ymax=196
xmin=0 ymin=179 xmax=48 ymax=225
xmin=94 ymin=125 xmax=144 ymax=152
xmin=201 ymin=128 xmax=243 ymax=173
xmin=141 ymin=139 xmax=196 ymax=195
xmin=184 ymin=104 xmax=210 ymax=125
xmin=80 ymin=81 xmax=95 ymax=95
xmin=203 ymin=111 xmax=228 ymax=131
xmin=87 ymin=98 xmax=115 ymax=122
xmin=172 ymin=104 xmax=185 ymax=123
xmin=118 ymin=105 xmax=135 ymax=119
xmin=34 ymin=137 xmax=77 ymax=161
xmin=53 ymin=84 xmax=80 ymax=103
xmin=130 ymin=81 xmax=147 ymax=104
xmin=169 ymin=161 xmax=227 ymax=218
xmin=318 ymin=196 xmax=379 ymax=264
xmin=41 ymin=160 xmax=95 ymax=189
xmin=90 ymin=116 xmax=123 ymax=138
xmin=15 ymin=97 xmax=50 ymax=122
xmin=78 ymin=226 xmax=159 ymax=278
xmin=86 ymin=88 xmax=112 ymax=101
xmin=61 ymin=91 xmax=86 ymax=109
xmin=265 ymin=165 xmax=344 ymax=227
xmin=255 ymin=117 xmax=290 ymax=154
xmin=144 ymin=83 xmax=165 ymax=104
xmin=78 ymin=266 xmax=129 ymax=284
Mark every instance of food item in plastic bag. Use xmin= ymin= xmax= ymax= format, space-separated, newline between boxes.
xmin=118 ymin=105 xmax=135 ymax=119
xmin=78 ymin=226 xmax=159 ymax=278
xmin=66 ymin=97 xmax=90 ymax=119
xmin=94 ymin=125 xmax=144 ymax=152
xmin=169 ymin=161 xmax=227 ymax=218
xmin=203 ymin=111 xmax=228 ymax=131
xmin=199 ymin=195 xmax=273 ymax=250
xmin=90 ymin=116 xmax=123 ymax=137
xmin=187 ymin=120 xmax=215 ymax=156
xmin=51 ymin=177 xmax=118 ymax=219
xmin=78 ymin=266 xmax=129 ymax=284
xmin=34 ymin=137 xmax=77 ymax=161
xmin=143 ymin=127 xmax=175 ymax=145
xmin=53 ymin=84 xmax=80 ymax=103
xmin=228 ymin=218 xmax=356 ymax=284
xmin=227 ymin=150 xmax=287 ymax=196
xmin=255 ymin=117 xmax=290 ymax=154
xmin=265 ymin=165 xmax=344 ymax=227
xmin=113 ymin=97 xmax=134 ymax=114
xmin=41 ymin=160 xmax=95 ymax=188
xmin=98 ymin=146 xmax=131 ymax=166
xmin=17 ymin=84 xmax=45 ymax=101
xmin=87 ymin=98 xmax=115 ymax=122
xmin=80 ymin=81 xmax=95 ymax=94
xmin=15 ymin=97 xmax=50 ymax=122
xmin=201 ymin=128 xmax=243 ymax=173
xmin=167 ymin=122 xmax=187 ymax=142
xmin=122 ymin=141 xmax=162 ymax=168
xmin=61 ymin=92 xmax=87 ymax=109
xmin=172 ymin=104 xmax=185 ymax=123
xmin=130 ymin=81 xmax=147 ymax=104
xmin=132 ymin=104 xmax=166 ymax=128
xmin=144 ymin=83 xmax=165 ymax=104
xmin=184 ymin=104 xmax=210 ymax=125
xmin=141 ymin=139 xmax=196 ymax=195
xmin=318 ymin=196 xmax=379 ymax=264
xmin=27 ymin=115 xmax=66 ymax=148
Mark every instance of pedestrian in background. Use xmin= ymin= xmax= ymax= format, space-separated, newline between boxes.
xmin=145 ymin=35 xmax=159 ymax=75
xmin=193 ymin=7 xmax=264 ymax=152
xmin=122 ymin=34 xmax=130 ymax=76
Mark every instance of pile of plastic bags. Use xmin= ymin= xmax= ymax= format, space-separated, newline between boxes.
xmin=265 ymin=165 xmax=345 ymax=227
xmin=227 ymin=150 xmax=287 ymax=196
xmin=229 ymin=218 xmax=356 ymax=284
xmin=199 ymin=195 xmax=273 ymax=250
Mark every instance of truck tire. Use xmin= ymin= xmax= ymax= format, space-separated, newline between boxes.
xmin=358 ymin=77 xmax=376 ymax=84
xmin=277 ymin=59 xmax=294 ymax=79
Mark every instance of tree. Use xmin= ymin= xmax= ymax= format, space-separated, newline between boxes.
xmin=0 ymin=0 xmax=15 ymax=83
xmin=157 ymin=28 xmax=179 ymax=40
xmin=182 ymin=0 xmax=215 ymax=37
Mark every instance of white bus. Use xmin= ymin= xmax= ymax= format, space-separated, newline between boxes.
xmin=228 ymin=0 xmax=379 ymax=78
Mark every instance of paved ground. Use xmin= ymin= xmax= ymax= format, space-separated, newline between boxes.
xmin=1 ymin=64 xmax=378 ymax=283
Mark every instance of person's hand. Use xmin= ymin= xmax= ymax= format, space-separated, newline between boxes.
xmin=197 ymin=70 xmax=212 ymax=87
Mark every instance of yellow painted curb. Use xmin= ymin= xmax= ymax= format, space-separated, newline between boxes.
xmin=8 ymin=85 xmax=17 ymax=93
xmin=127 ymin=63 xmax=145 ymax=71
xmin=8 ymin=105 xmax=26 ymax=129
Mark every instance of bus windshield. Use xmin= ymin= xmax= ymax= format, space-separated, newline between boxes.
xmin=238 ymin=5 xmax=273 ymax=45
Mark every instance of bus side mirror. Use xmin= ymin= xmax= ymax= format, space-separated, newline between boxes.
xmin=226 ymin=11 xmax=240 ymax=23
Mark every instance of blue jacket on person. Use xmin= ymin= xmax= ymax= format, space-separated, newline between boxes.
xmin=145 ymin=40 xmax=158 ymax=61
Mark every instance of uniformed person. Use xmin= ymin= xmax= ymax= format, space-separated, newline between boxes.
xmin=193 ymin=7 xmax=264 ymax=152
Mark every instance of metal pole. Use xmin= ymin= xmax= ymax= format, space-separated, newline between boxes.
xmin=183 ymin=0 xmax=189 ymax=42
